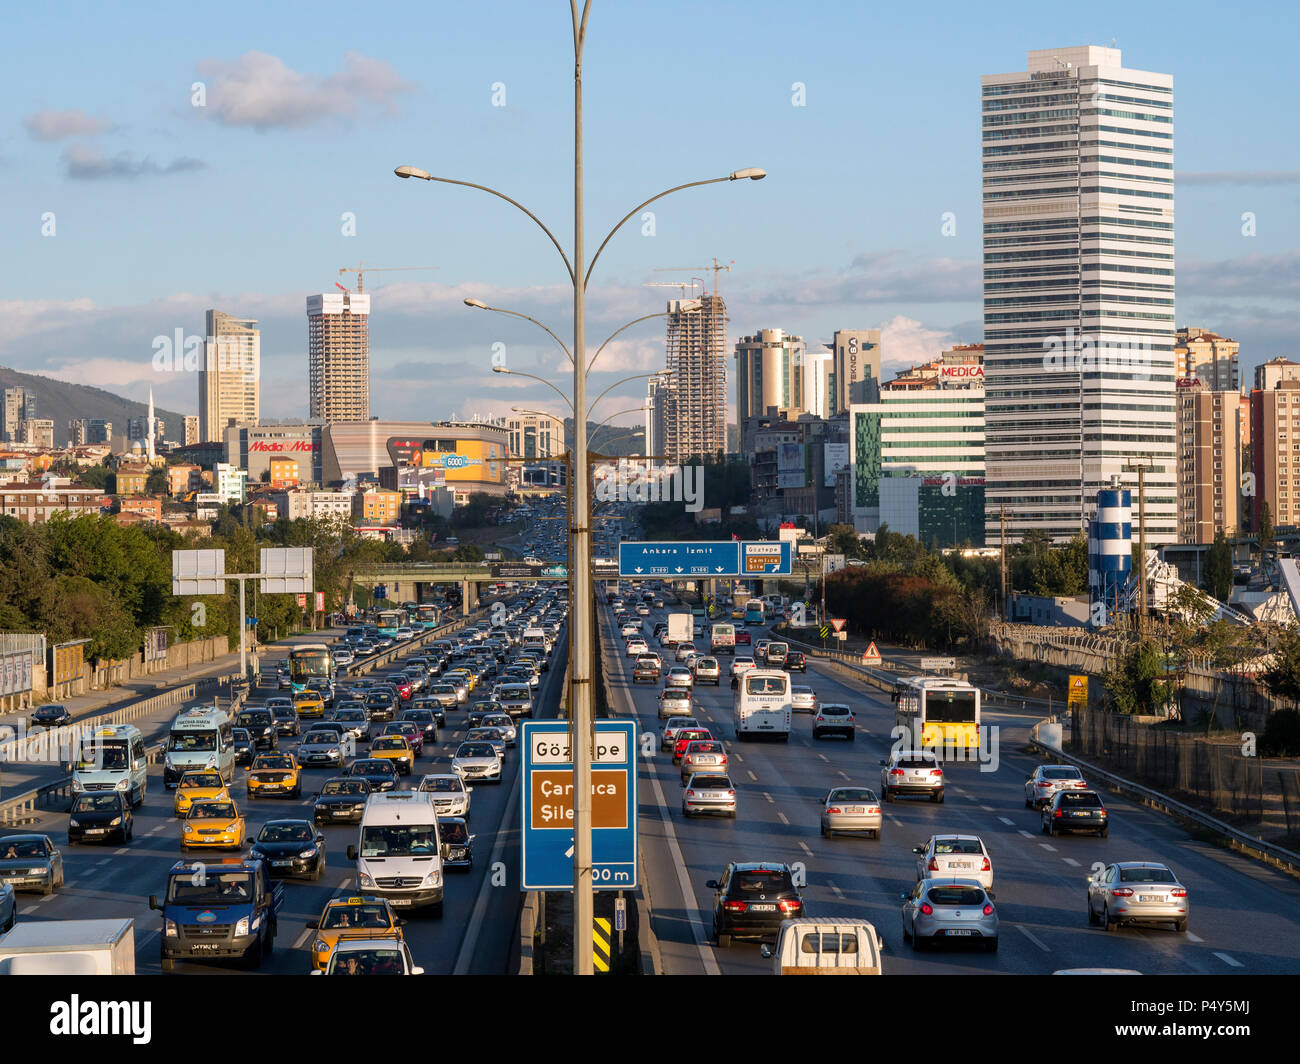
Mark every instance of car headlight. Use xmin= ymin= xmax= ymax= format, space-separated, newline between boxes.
xmin=109 ymin=817 xmax=122 ymax=826
xmin=115 ymin=778 xmax=129 ymax=790
xmin=301 ymin=846 xmax=318 ymax=858
xmin=184 ymin=825 xmax=194 ymax=834
xmin=359 ymin=872 xmax=373 ymax=887
xmin=425 ymin=869 xmax=441 ymax=886
xmin=164 ymin=919 xmax=178 ymax=937
xmin=69 ymin=818 xmax=81 ymax=828
xmin=313 ymin=938 xmax=329 ymax=954
xmin=71 ymin=778 xmax=84 ymax=792
xmin=234 ymin=916 xmax=250 ymax=936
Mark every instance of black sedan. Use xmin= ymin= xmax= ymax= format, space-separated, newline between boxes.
xmin=29 ymin=704 xmax=72 ymax=728
xmin=1043 ymin=790 xmax=1109 ymax=837
xmin=68 ymin=792 xmax=133 ymax=844
xmin=438 ymin=817 xmax=474 ymax=869
xmin=271 ymin=704 xmax=301 ymax=737
xmin=313 ymin=777 xmax=371 ymax=824
xmin=398 ymin=708 xmax=440 ymax=748
xmin=236 ymin=708 xmax=278 ymax=751
xmin=232 ymin=727 xmax=255 ymax=767
xmin=409 ymin=697 xmax=446 ymax=727
xmin=347 ymin=759 xmax=400 ymax=793
xmin=249 ymin=820 xmax=326 ymax=880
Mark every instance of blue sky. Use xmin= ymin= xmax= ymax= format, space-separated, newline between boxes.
xmin=2 ymin=0 xmax=1296 ymax=427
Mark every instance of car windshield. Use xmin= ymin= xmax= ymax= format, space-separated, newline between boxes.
xmin=440 ymin=822 xmax=469 ymax=844
xmin=167 ymin=871 xmax=253 ymax=905
xmin=421 ymin=778 xmax=461 ymax=793
xmin=354 ymin=761 xmax=392 ymax=776
xmin=373 ymin=738 xmax=406 ymax=751
xmin=745 ymin=676 xmax=787 ymax=695
xmin=323 ymin=780 xmax=367 ymax=795
xmin=934 ymin=839 xmax=984 ymax=855
xmin=238 ymin=712 xmax=271 ymax=726
xmin=927 ymin=885 xmax=985 ymax=905
xmin=359 ymin=825 xmax=438 ymax=857
xmin=1060 ymin=792 xmax=1103 ymax=806
xmin=337 ymin=710 xmax=364 ymax=721
xmin=189 ymin=803 xmax=236 ymax=819
xmin=430 ymin=685 xmax=456 ymax=695
xmin=691 ymin=775 xmax=730 ymax=789
xmin=259 ymin=823 xmax=313 ymax=842
xmin=1119 ymin=866 xmax=1174 ymax=883
xmin=458 ymin=743 xmax=495 ymax=758
xmin=897 ymin=755 xmax=938 ymax=768
xmin=303 ymin=733 xmax=336 ymax=746
xmin=1044 ymin=767 xmax=1082 ymax=780
xmin=329 ymin=949 xmax=404 ymax=975
xmin=403 ymin=712 xmax=433 ymax=723
xmin=733 ymin=870 xmax=792 ymax=893
xmin=688 ymin=742 xmax=722 ymax=755
xmin=72 ymin=795 xmax=122 ymax=812
xmin=167 ymin=732 xmax=215 ymax=752
xmin=830 ymin=788 xmax=877 ymax=803
xmin=180 ymin=773 xmax=223 ymax=789
xmin=255 ymin=756 xmax=293 ymax=770
xmin=323 ymin=905 xmax=390 ymax=930
xmin=821 ymin=706 xmax=849 ymax=715
xmin=233 ymin=729 xmax=250 ymax=742
xmin=0 ymin=839 xmax=49 ymax=859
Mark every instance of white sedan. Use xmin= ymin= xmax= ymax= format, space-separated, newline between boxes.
xmin=451 ymin=741 xmax=502 ymax=784
xmin=665 ymin=666 xmax=694 ymax=688
xmin=912 ymin=834 xmax=993 ymax=891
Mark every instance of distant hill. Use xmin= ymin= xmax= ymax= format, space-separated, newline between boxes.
xmin=0 ymin=366 xmax=188 ymax=446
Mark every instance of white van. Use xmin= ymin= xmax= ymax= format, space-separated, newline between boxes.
xmin=760 ymin=918 xmax=883 ymax=974
xmin=163 ymin=708 xmax=235 ymax=787
xmin=347 ymin=792 xmax=444 ymax=916
xmin=72 ymin=725 xmax=149 ymax=808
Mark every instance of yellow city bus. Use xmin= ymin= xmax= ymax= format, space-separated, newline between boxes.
xmin=892 ymin=676 xmax=980 ymax=753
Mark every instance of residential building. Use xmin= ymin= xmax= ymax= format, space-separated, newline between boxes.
xmin=827 ymin=329 xmax=882 ymax=414
xmin=645 ymin=377 xmax=668 ymax=467
xmin=214 ymin=462 xmax=247 ymax=505
xmin=981 ymin=46 xmax=1176 ymax=545
xmin=1175 ymin=326 xmax=1238 ymax=391
xmin=661 ymin=295 xmax=728 ymax=465
xmin=506 ymin=412 xmax=560 ymax=460
xmin=735 ymin=328 xmax=808 ymax=453
xmin=200 ymin=309 xmax=260 ymax=443
xmin=167 ymin=463 xmax=202 ymax=498
xmin=2 ymin=388 xmax=36 ymax=443
xmin=268 ymin=455 xmax=301 ymax=490
xmin=0 ymin=475 xmax=103 ymax=523
xmin=111 ymin=464 xmax=149 ymax=496
xmin=1175 ymin=379 xmax=1240 ymax=542
xmin=1250 ymin=381 xmax=1300 ymax=530
xmin=183 ymin=415 xmax=200 ymax=447
xmin=22 ymin=420 xmax=54 ymax=448
xmin=117 ymin=496 xmax=163 ymax=523
xmin=272 ymin=489 xmax=356 ymax=524
xmin=307 ymin=292 xmax=371 ymax=422
xmin=1255 ymin=357 xmax=1300 ymax=393
xmin=354 ymin=487 xmax=402 ymax=526
xmin=69 ymin=419 xmax=112 ymax=446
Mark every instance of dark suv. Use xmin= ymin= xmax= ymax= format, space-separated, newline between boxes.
xmin=784 ymin=651 xmax=806 ymax=673
xmin=1043 ymin=790 xmax=1109 ymax=837
xmin=364 ymin=690 xmax=398 ymax=723
xmin=707 ymin=862 xmax=804 ymax=947
xmin=236 ymin=708 xmax=278 ymax=751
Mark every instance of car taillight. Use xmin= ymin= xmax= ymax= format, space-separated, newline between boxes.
xmin=981 ymin=857 xmax=991 ymax=871
xmin=866 ymin=806 xmax=879 ymax=814
xmin=930 ymin=769 xmax=943 ymax=777
xmin=982 ymin=904 xmax=994 ymax=915
xmin=1038 ymin=780 xmax=1052 ymax=787
xmin=1111 ymin=888 xmax=1133 ymax=897
xmin=827 ymin=807 xmax=842 ymax=815
xmin=778 ymin=899 xmax=801 ymax=914
xmin=889 ymin=769 xmax=904 ymax=776
xmin=919 ymin=903 xmax=933 ymax=915
xmin=1170 ymin=888 xmax=1187 ymax=897
xmin=685 ymin=790 xmax=694 ymax=797
xmin=1054 ymin=809 xmax=1064 ymax=818
xmin=723 ymin=901 xmax=747 ymax=913
xmin=927 ymin=858 xmax=939 ymax=871
xmin=727 ymin=790 xmax=735 ymax=797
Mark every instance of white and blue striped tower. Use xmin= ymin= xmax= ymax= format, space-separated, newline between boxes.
xmin=1089 ymin=478 xmax=1131 ymax=626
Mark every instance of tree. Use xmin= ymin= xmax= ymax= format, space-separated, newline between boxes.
xmin=145 ymin=467 xmax=169 ymax=495
xmin=826 ymin=523 xmax=863 ymax=560
xmin=1263 ymin=625 xmax=1300 ymax=705
xmin=1205 ymin=529 xmax=1233 ymax=602
xmin=77 ymin=465 xmax=110 ymax=490
xmin=453 ymin=543 xmax=485 ymax=562
xmin=1259 ymin=501 xmax=1274 ymax=570
xmin=1102 ymin=639 xmax=1169 ymax=715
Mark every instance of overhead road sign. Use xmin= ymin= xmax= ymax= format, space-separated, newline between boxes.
xmin=172 ymin=549 xmax=225 ymax=596
xmin=521 ymin=720 xmax=637 ymax=891
xmin=618 ymin=541 xmax=791 ymax=578
xmin=259 ymin=547 xmax=313 ymax=594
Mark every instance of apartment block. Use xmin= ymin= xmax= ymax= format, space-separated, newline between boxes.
xmin=1175 ymin=326 xmax=1238 ymax=391
xmin=308 ymin=292 xmax=370 ymax=422
xmin=200 ymin=310 xmax=260 ymax=442
xmin=1176 ymin=379 xmax=1240 ymax=542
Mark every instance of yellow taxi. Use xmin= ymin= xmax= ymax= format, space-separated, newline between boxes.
xmin=181 ymin=799 xmax=246 ymax=851
xmin=369 ymin=735 xmax=415 ymax=776
xmin=731 ymin=606 xmax=746 ymax=620
xmin=293 ymin=691 xmax=326 ymax=720
xmin=444 ymin=669 xmax=471 ymax=694
xmin=173 ymin=770 xmax=230 ymax=817
xmin=246 ymin=752 xmax=303 ymax=799
xmin=307 ymin=895 xmax=404 ymax=971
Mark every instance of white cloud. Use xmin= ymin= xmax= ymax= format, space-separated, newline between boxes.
xmin=878 ymin=315 xmax=956 ymax=373
xmin=62 ymin=143 xmax=204 ymax=180
xmin=194 ymin=50 xmax=415 ymax=131
xmin=23 ymin=109 xmax=111 ymax=141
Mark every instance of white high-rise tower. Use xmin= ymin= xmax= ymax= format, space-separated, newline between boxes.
xmin=981 ymin=47 xmax=1176 ymax=545
xmin=147 ymin=387 xmax=156 ymax=462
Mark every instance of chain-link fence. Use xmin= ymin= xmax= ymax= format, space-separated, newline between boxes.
xmin=1071 ymin=706 xmax=1300 ymax=835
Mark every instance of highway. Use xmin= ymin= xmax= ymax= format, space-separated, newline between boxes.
xmin=0 ymin=616 xmax=568 ymax=976
xmin=607 ymin=600 xmax=1300 ymax=975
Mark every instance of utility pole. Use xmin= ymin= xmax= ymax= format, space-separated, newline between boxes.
xmin=1124 ymin=459 xmax=1153 ymax=636
xmin=999 ymin=504 xmax=1008 ymax=621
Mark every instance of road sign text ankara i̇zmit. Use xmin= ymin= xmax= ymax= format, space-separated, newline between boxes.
xmin=520 ymin=720 xmax=637 ymax=891
xmin=618 ymin=541 xmax=791 ymax=577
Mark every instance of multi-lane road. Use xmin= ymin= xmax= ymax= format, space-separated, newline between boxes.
xmin=606 ymin=599 xmax=1300 ymax=975
xmin=1 ymin=618 xmax=567 ymax=975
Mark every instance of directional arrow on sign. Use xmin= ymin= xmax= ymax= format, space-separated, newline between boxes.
xmin=634 ymin=567 xmax=643 ymax=573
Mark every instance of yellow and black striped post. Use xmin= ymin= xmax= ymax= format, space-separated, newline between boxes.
xmin=593 ymin=916 xmax=613 ymax=973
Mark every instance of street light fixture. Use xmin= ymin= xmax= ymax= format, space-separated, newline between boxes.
xmin=393 ymin=1 xmax=765 ymax=976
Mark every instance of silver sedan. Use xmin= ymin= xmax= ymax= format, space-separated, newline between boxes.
xmin=480 ymin=714 xmax=518 ymax=746
xmin=665 ymin=666 xmax=694 ymax=688
xmin=791 ymin=685 xmax=817 ymax=713
xmin=821 ymin=787 xmax=882 ymax=838
xmin=902 ymin=878 xmax=998 ymax=951
xmin=0 ymin=882 xmax=14 ymax=932
xmin=661 ymin=717 xmax=702 ymax=749
xmin=1087 ymin=862 xmax=1189 ymax=933
xmin=682 ymin=774 xmax=737 ymax=818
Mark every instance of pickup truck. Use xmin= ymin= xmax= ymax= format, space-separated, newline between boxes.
xmin=150 ymin=858 xmax=284 ymax=971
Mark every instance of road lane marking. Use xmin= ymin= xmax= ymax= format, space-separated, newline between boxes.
xmin=1213 ymin=952 xmax=1242 ymax=967
xmin=999 ymin=817 xmax=1015 ymax=826
xmin=747 ymin=771 xmax=758 ymax=782
xmin=888 ymin=815 xmax=902 ymax=827
xmin=817 ymin=754 xmax=829 ymax=763
xmin=1016 ymin=925 xmax=1050 ymax=952
xmin=954 ymin=788 xmax=968 ymax=796
xmin=94 ymin=857 xmax=112 ymax=865
xmin=776 ymin=811 xmax=789 ymax=825
xmin=980 ymin=805 xmax=994 ymax=812
xmin=838 ymin=771 xmax=850 ymax=781
xmin=294 ymin=929 xmax=314 ymax=949
xmin=1186 ymin=931 xmax=1203 ymax=942
xmin=828 ymin=881 xmax=844 ymax=898
xmin=1039 ymin=843 xmax=1057 ymax=852
xmin=113 ymin=848 xmax=128 ymax=855
xmin=1017 ymin=829 xmax=1034 ymax=838
xmin=1062 ymin=857 xmax=1080 ymax=867
xmin=763 ymin=791 xmax=774 ymax=804
xmin=798 ymin=841 xmax=813 ymax=856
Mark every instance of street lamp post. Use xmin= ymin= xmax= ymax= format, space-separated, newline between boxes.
xmin=394 ymin=0 xmax=764 ymax=974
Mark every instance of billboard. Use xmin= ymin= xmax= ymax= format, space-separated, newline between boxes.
xmin=824 ymin=442 xmax=850 ymax=487
xmin=144 ymin=627 xmax=168 ymax=663
xmin=777 ymin=442 xmax=805 ymax=489
xmin=386 ymin=437 xmax=507 ymax=485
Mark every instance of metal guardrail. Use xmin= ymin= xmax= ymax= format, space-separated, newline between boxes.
xmin=1028 ymin=719 xmax=1300 ymax=879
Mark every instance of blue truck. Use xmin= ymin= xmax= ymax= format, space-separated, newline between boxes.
xmin=149 ymin=858 xmax=284 ymax=971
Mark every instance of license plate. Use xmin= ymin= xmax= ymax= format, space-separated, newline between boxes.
xmin=1140 ymin=895 xmax=1161 ymax=902
xmin=750 ymin=904 xmax=776 ymax=911
xmin=946 ymin=929 xmax=974 ymax=936
xmin=952 ymin=862 xmax=972 ymax=868
xmin=845 ymin=807 xmax=865 ymax=814
xmin=1073 ymin=811 xmax=1091 ymax=817
xmin=86 ymin=828 xmax=106 ymax=834
xmin=389 ymin=898 xmax=412 ymax=906
xmin=190 ymin=943 xmax=219 ymax=951
xmin=273 ymin=861 xmax=292 ymax=867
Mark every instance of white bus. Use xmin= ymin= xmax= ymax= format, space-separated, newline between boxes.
xmin=733 ymin=668 xmax=792 ymax=742
xmin=73 ymin=724 xmax=149 ymax=808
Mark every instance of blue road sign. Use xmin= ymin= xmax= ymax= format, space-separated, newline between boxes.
xmin=521 ymin=720 xmax=638 ymax=891
xmin=618 ymin=540 xmax=791 ymax=577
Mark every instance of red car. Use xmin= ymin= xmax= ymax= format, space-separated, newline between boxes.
xmin=674 ymin=728 xmax=712 ymax=764
xmin=735 ymin=630 xmax=751 ymax=646
xmin=380 ymin=721 xmax=424 ymax=756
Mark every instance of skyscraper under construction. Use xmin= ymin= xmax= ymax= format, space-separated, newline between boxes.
xmin=661 ymin=293 xmax=728 ymax=464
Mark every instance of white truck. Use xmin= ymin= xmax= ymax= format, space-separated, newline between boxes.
xmin=760 ymin=918 xmax=883 ymax=974
xmin=0 ymin=917 xmax=135 ymax=974
xmin=666 ymin=613 xmax=693 ymax=647
xmin=710 ymin=623 xmax=736 ymax=656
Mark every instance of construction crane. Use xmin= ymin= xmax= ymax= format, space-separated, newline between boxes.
xmin=652 ymin=257 xmax=733 ymax=299
xmin=337 ymin=263 xmax=439 ymax=293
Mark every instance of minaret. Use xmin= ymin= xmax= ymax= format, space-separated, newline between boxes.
xmin=147 ymin=387 xmax=156 ymax=462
